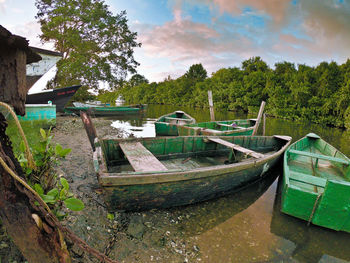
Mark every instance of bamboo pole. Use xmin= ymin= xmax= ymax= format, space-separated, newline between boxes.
xmin=252 ymin=101 xmax=266 ymax=136
xmin=208 ymin=90 xmax=215 ymax=121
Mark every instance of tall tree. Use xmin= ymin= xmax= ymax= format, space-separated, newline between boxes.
xmin=36 ymin=0 xmax=141 ymax=89
xmin=184 ymin=63 xmax=207 ymax=82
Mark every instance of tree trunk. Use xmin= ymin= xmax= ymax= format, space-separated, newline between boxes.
xmin=0 ymin=113 xmax=71 ymax=263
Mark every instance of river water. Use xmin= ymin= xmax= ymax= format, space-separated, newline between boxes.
xmin=107 ymin=104 xmax=350 ymax=263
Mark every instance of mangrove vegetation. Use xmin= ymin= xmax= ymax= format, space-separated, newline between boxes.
xmin=98 ymin=58 xmax=350 ymax=129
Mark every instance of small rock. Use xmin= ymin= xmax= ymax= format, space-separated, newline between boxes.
xmin=127 ymin=215 xmax=145 ymax=239
xmin=0 ymin=242 xmax=9 ymax=249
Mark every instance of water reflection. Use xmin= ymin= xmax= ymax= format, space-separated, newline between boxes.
xmin=111 ymin=118 xmax=156 ymax=138
xmin=170 ymin=168 xmax=280 ymax=236
xmin=271 ymin=177 xmax=350 ymax=263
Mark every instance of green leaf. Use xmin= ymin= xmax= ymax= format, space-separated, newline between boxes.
xmin=64 ymin=198 xmax=84 ymax=211
xmin=47 ymin=188 xmax=59 ymax=198
xmin=55 ymin=144 xmax=63 ymax=156
xmin=107 ymin=213 xmax=114 ymax=220
xmin=34 ymin=184 xmax=44 ymax=195
xmin=60 ymin=177 xmax=69 ymax=191
xmin=19 ymin=140 xmax=26 ymax=152
xmin=42 ymin=194 xmax=56 ymax=204
xmin=40 ymin=128 xmax=46 ymax=139
xmin=55 ymin=144 xmax=71 ymax=158
xmin=59 ymin=148 xmax=71 ymax=158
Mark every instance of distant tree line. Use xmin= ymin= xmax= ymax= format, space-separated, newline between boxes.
xmin=98 ymin=58 xmax=350 ymax=129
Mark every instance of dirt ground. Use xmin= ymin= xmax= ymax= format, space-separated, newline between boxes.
xmin=0 ymin=116 xmax=201 ymax=263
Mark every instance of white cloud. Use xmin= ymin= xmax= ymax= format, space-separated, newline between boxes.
xmin=5 ymin=21 xmax=54 ymax=49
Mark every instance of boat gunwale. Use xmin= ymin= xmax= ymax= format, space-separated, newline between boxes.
xmin=178 ymin=119 xmax=257 ymax=135
xmin=155 ymin=110 xmax=196 ymax=124
xmin=95 ymin=135 xmax=291 ymax=186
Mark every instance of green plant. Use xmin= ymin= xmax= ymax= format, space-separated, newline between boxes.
xmin=18 ymin=128 xmax=71 ymax=192
xmin=17 ymin=128 xmax=84 ymax=219
xmin=34 ymin=177 xmax=84 ymax=220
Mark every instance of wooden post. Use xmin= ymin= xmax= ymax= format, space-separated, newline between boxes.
xmin=208 ymin=90 xmax=215 ymax=121
xmin=252 ymin=101 xmax=266 ymax=136
xmin=263 ymin=113 xmax=266 ymax=136
xmin=80 ymin=111 xmax=97 ymax=151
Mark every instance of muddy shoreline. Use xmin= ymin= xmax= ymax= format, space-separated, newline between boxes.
xmin=1 ymin=116 xmax=201 ymax=263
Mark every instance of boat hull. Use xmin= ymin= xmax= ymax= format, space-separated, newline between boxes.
xmin=26 ymin=85 xmax=81 ymax=112
xmin=155 ymin=111 xmax=196 ymax=136
xmin=281 ymin=133 xmax=350 ymax=232
xmin=178 ymin=119 xmax=256 ymax=136
xmin=94 ymin=135 xmax=291 ymax=211
xmin=64 ymin=106 xmax=140 ymax=116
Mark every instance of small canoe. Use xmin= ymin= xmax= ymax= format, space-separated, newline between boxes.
xmin=73 ymin=101 xmax=109 ymax=107
xmin=154 ymin=111 xmax=196 ymax=136
xmin=281 ymin=133 xmax=350 ymax=232
xmin=93 ymin=134 xmax=291 ymax=211
xmin=178 ymin=119 xmax=257 ymax=136
xmin=64 ymin=105 xmax=140 ymax=116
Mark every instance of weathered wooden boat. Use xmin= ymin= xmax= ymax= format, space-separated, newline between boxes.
xmin=64 ymin=105 xmax=140 ymax=116
xmin=281 ymin=133 xmax=350 ymax=232
xmin=154 ymin=111 xmax=196 ymax=136
xmin=272 ymin=177 xmax=350 ymax=263
xmin=92 ymin=133 xmax=291 ymax=211
xmin=26 ymin=85 xmax=81 ymax=112
xmin=73 ymin=101 xmax=109 ymax=107
xmin=178 ymin=119 xmax=257 ymax=136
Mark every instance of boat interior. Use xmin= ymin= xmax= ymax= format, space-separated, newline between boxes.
xmin=98 ymin=135 xmax=288 ymax=175
xmin=286 ymin=134 xmax=350 ymax=194
xmin=184 ymin=119 xmax=256 ymax=131
xmin=158 ymin=111 xmax=195 ymax=125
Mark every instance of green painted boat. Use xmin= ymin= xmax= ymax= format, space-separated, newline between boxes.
xmin=177 ymin=119 xmax=257 ymax=136
xmin=281 ymin=133 xmax=350 ymax=232
xmin=64 ymin=105 xmax=140 ymax=116
xmin=93 ymin=134 xmax=291 ymax=211
xmin=3 ymin=104 xmax=56 ymax=127
xmin=154 ymin=111 xmax=196 ymax=136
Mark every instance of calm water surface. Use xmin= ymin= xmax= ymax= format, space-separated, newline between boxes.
xmin=108 ymin=104 xmax=350 ymax=263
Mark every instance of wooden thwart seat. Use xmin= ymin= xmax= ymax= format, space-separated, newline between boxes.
xmin=288 ymin=149 xmax=349 ymax=165
xmin=289 ymin=171 xmax=327 ymax=188
xmin=208 ymin=138 xmax=264 ymax=159
xmin=119 ymin=142 xmax=168 ymax=172
xmin=217 ymin=123 xmax=246 ymax=129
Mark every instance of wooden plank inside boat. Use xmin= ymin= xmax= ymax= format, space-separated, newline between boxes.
xmin=217 ymin=123 xmax=246 ymax=129
xmin=208 ymin=137 xmax=264 ymax=159
xmin=288 ymin=149 xmax=349 ymax=165
xmin=119 ymin=141 xmax=168 ymax=172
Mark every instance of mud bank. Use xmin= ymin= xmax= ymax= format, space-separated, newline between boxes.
xmin=1 ymin=116 xmax=202 ymax=263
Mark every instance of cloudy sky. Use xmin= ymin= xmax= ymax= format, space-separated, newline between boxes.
xmin=1 ymin=0 xmax=350 ymax=82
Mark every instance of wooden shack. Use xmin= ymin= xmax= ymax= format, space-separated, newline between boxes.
xmin=0 ymin=25 xmax=41 ymax=115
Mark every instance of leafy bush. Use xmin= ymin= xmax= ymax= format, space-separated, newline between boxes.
xmin=17 ymin=128 xmax=84 ymax=219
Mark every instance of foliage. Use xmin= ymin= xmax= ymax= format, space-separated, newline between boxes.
xmin=35 ymin=0 xmax=141 ymax=89
xmin=18 ymin=128 xmax=71 ymax=191
xmin=117 ymin=60 xmax=350 ymax=129
xmin=17 ymin=128 xmax=83 ymax=219
xmin=70 ymin=86 xmax=96 ymax=102
xmin=34 ymin=177 xmax=84 ymax=220
xmin=184 ymin=63 xmax=207 ymax=82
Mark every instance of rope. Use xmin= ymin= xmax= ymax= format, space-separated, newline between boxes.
xmin=307 ymin=193 xmax=322 ymax=226
xmin=0 ymin=102 xmax=36 ymax=171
